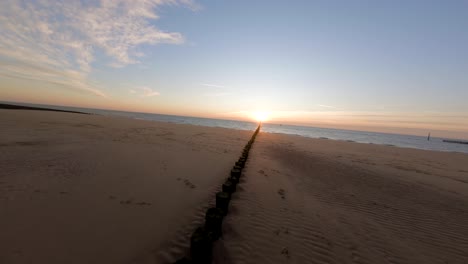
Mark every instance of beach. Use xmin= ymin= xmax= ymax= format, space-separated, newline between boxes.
xmin=1 ymin=110 xmax=468 ymax=264
xmin=217 ymin=133 xmax=468 ymax=264
xmin=0 ymin=110 xmax=252 ymax=263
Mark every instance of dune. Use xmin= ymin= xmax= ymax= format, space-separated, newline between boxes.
xmin=216 ymin=132 xmax=468 ymax=264
xmin=0 ymin=110 xmax=252 ymax=264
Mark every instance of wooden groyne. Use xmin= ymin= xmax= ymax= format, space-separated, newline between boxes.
xmin=175 ymin=125 xmax=261 ymax=263
xmin=443 ymin=139 xmax=468 ymax=145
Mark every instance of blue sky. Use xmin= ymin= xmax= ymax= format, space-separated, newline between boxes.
xmin=1 ymin=0 xmax=468 ymax=138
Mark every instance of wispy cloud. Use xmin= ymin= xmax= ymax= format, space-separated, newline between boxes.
xmin=0 ymin=0 xmax=196 ymax=97
xmin=317 ymin=104 xmax=338 ymax=109
xmin=200 ymin=83 xmax=226 ymax=88
xmin=129 ymin=86 xmax=160 ymax=97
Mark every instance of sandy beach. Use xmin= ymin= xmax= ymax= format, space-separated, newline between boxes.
xmin=217 ymin=132 xmax=468 ymax=264
xmin=0 ymin=110 xmax=252 ymax=264
xmin=2 ymin=110 xmax=468 ymax=264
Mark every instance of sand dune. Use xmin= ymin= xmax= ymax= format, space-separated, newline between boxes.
xmin=0 ymin=110 xmax=252 ymax=264
xmin=217 ymin=132 xmax=468 ymax=264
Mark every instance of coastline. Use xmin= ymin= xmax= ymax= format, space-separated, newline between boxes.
xmin=2 ymin=102 xmax=467 ymax=154
xmin=261 ymin=130 xmax=468 ymax=154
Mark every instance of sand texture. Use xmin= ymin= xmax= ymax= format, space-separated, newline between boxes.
xmin=216 ymin=132 xmax=468 ymax=264
xmin=2 ymin=110 xmax=468 ymax=264
xmin=0 ymin=110 xmax=251 ymax=264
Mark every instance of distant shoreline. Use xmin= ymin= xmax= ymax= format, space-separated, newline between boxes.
xmin=0 ymin=103 xmax=90 ymax=115
xmin=1 ymin=103 xmax=467 ymax=154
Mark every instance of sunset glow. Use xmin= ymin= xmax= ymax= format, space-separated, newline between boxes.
xmin=0 ymin=1 xmax=467 ymax=138
xmin=252 ymin=111 xmax=270 ymax=123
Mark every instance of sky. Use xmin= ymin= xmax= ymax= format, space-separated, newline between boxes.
xmin=1 ymin=0 xmax=468 ymax=139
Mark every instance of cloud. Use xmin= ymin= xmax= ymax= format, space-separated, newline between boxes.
xmin=0 ymin=0 xmax=196 ymax=97
xmin=200 ymin=83 xmax=230 ymax=96
xmin=200 ymin=83 xmax=226 ymax=88
xmin=129 ymin=86 xmax=160 ymax=97
xmin=317 ymin=104 xmax=338 ymax=109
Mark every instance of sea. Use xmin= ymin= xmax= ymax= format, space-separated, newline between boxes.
xmin=3 ymin=101 xmax=468 ymax=154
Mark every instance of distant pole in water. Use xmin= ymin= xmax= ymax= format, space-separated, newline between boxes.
xmin=427 ymin=132 xmax=431 ymax=141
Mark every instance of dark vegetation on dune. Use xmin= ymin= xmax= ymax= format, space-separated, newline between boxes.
xmin=0 ymin=103 xmax=89 ymax=115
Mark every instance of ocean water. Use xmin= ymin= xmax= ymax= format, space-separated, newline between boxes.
xmin=3 ymin=101 xmax=468 ymax=154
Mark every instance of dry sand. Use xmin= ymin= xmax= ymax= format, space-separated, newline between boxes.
xmin=216 ymin=132 xmax=468 ymax=264
xmin=2 ymin=110 xmax=468 ymax=264
xmin=0 ymin=110 xmax=252 ymax=264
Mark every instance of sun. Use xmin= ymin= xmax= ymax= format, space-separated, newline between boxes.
xmin=252 ymin=111 xmax=270 ymax=123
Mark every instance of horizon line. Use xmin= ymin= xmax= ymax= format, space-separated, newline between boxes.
xmin=2 ymin=100 xmax=467 ymax=141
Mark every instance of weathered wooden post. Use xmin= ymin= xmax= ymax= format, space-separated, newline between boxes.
xmin=174 ymin=257 xmax=192 ymax=263
xmin=222 ymin=179 xmax=236 ymax=194
xmin=205 ymin=207 xmax=224 ymax=240
xmin=230 ymin=175 xmax=239 ymax=185
xmin=231 ymin=168 xmax=241 ymax=178
xmin=190 ymin=227 xmax=213 ymax=263
xmin=216 ymin=191 xmax=230 ymax=215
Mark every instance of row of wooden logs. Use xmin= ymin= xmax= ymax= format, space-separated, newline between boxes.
xmin=175 ymin=125 xmax=261 ymax=264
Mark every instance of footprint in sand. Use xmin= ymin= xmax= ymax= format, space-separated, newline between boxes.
xmin=119 ymin=198 xmax=152 ymax=206
xmin=135 ymin=202 xmax=152 ymax=206
xmin=281 ymin=247 xmax=291 ymax=258
xmin=278 ymin=189 xmax=286 ymax=199
xmin=120 ymin=199 xmax=133 ymax=204
xmin=181 ymin=178 xmax=196 ymax=189
xmin=177 ymin=177 xmax=195 ymax=188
